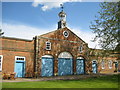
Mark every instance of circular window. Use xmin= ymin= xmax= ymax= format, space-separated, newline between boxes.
xmin=63 ymin=31 xmax=69 ymax=38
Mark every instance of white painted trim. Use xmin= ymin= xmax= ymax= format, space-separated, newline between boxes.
xmin=42 ymin=55 xmax=53 ymax=58
xmin=58 ymin=52 xmax=72 ymax=58
xmin=15 ymin=56 xmax=26 ymax=61
xmin=108 ymin=60 xmax=112 ymax=69
xmin=92 ymin=60 xmax=97 ymax=63
xmin=77 ymin=57 xmax=84 ymax=59
xmin=63 ymin=31 xmax=69 ymax=38
xmin=0 ymin=55 xmax=3 ymax=71
xmin=114 ymin=61 xmax=118 ymax=63
xmin=46 ymin=41 xmax=51 ymax=50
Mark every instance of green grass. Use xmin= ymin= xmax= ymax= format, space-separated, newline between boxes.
xmin=2 ymin=74 xmax=119 ymax=88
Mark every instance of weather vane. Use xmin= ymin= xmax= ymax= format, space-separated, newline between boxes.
xmin=60 ymin=4 xmax=64 ymax=11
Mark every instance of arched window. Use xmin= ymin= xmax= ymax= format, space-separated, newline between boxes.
xmin=101 ymin=60 xmax=105 ymax=69
xmin=58 ymin=52 xmax=72 ymax=58
xmin=108 ymin=60 xmax=112 ymax=69
xmin=46 ymin=41 xmax=51 ymax=50
xmin=79 ymin=46 xmax=83 ymax=53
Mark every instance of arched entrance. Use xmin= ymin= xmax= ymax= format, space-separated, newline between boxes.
xmin=58 ymin=52 xmax=73 ymax=76
xmin=41 ymin=55 xmax=54 ymax=77
xmin=76 ymin=57 xmax=85 ymax=74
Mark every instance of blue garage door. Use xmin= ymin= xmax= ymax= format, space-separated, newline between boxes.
xmin=58 ymin=58 xmax=73 ymax=76
xmin=92 ymin=61 xmax=97 ymax=74
xmin=41 ymin=57 xmax=54 ymax=77
xmin=76 ymin=59 xmax=85 ymax=74
xmin=15 ymin=60 xmax=25 ymax=77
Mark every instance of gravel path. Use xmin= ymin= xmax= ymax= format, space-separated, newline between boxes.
xmin=1 ymin=73 xmax=119 ymax=82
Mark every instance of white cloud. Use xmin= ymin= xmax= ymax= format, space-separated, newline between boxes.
xmin=32 ymin=0 xmax=82 ymax=11
xmin=70 ymin=27 xmax=101 ymax=49
xmin=2 ymin=23 xmax=54 ymax=40
xmin=2 ymin=23 xmax=100 ymax=49
xmin=32 ymin=0 xmax=118 ymax=11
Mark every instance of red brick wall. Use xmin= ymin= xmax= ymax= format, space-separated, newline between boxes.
xmin=0 ymin=27 xmax=119 ymax=77
xmin=0 ymin=37 xmax=34 ymax=77
xmin=89 ymin=56 xmax=118 ymax=74
xmin=35 ymin=28 xmax=89 ymax=75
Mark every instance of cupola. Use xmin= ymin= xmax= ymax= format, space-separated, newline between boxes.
xmin=58 ymin=4 xmax=67 ymax=29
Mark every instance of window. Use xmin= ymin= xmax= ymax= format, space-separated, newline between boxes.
xmin=92 ymin=60 xmax=97 ymax=63
xmin=63 ymin=31 xmax=69 ymax=38
xmin=108 ymin=60 xmax=112 ymax=69
xmin=114 ymin=61 xmax=118 ymax=69
xmin=101 ymin=60 xmax=105 ymax=69
xmin=79 ymin=46 xmax=83 ymax=53
xmin=0 ymin=55 xmax=3 ymax=71
xmin=46 ymin=41 xmax=51 ymax=50
xmin=15 ymin=56 xmax=25 ymax=61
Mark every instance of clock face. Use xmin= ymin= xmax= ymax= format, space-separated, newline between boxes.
xmin=63 ymin=31 xmax=69 ymax=38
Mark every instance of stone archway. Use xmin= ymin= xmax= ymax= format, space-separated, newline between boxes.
xmin=58 ymin=52 xmax=73 ymax=76
xmin=58 ymin=52 xmax=72 ymax=58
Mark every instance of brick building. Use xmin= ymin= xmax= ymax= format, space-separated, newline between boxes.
xmin=0 ymin=8 xmax=119 ymax=78
xmin=0 ymin=37 xmax=34 ymax=77
xmin=89 ymin=49 xmax=119 ymax=74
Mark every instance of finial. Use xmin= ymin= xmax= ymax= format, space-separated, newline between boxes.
xmin=60 ymin=4 xmax=64 ymax=11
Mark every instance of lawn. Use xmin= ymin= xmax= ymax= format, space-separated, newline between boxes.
xmin=2 ymin=74 xmax=119 ymax=88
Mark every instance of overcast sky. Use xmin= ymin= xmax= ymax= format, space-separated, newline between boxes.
xmin=2 ymin=1 xmax=103 ymax=49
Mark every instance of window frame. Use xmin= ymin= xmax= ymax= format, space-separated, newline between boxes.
xmin=0 ymin=55 xmax=3 ymax=71
xmin=63 ymin=31 xmax=69 ymax=38
xmin=46 ymin=41 xmax=51 ymax=50
xmin=101 ymin=60 xmax=105 ymax=69
xmin=92 ymin=60 xmax=97 ymax=63
xmin=79 ymin=46 xmax=83 ymax=53
xmin=108 ymin=60 xmax=112 ymax=69
xmin=15 ymin=56 xmax=26 ymax=61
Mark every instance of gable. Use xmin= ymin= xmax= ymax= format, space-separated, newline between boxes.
xmin=39 ymin=27 xmax=87 ymax=44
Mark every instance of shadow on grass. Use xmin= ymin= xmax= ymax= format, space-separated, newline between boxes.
xmin=60 ymin=74 xmax=119 ymax=83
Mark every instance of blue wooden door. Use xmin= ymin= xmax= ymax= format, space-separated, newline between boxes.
xmin=58 ymin=58 xmax=73 ymax=76
xmin=41 ymin=57 xmax=53 ymax=77
xmin=15 ymin=62 xmax=24 ymax=77
xmin=76 ymin=59 xmax=85 ymax=74
xmin=115 ymin=62 xmax=118 ymax=71
xmin=92 ymin=61 xmax=97 ymax=74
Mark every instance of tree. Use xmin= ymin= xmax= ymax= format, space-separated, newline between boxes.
xmin=0 ymin=29 xmax=4 ymax=36
xmin=90 ymin=2 xmax=120 ymax=52
xmin=0 ymin=27 xmax=4 ymax=36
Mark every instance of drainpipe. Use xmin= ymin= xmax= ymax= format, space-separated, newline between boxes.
xmin=34 ymin=36 xmax=39 ymax=77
